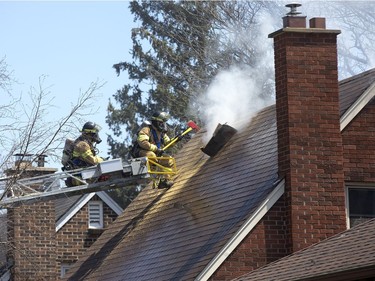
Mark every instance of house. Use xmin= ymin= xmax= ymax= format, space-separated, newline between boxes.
xmin=63 ymin=5 xmax=375 ymax=281
xmin=2 ymin=154 xmax=123 ymax=280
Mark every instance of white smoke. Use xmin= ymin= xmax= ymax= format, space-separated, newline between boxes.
xmin=198 ymin=10 xmax=276 ymax=143
xmin=198 ymin=66 xmax=273 ymax=143
xmin=196 ymin=1 xmax=375 ymax=144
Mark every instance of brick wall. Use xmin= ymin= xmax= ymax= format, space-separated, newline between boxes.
xmin=56 ymin=195 xmax=118 ymax=278
xmin=7 ymin=201 xmax=57 ymax=280
xmin=270 ymin=17 xmax=347 ymax=252
xmin=343 ymin=99 xmax=375 ymax=182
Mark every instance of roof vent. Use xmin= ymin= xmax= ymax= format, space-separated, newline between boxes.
xmin=201 ymin=123 xmax=237 ymax=157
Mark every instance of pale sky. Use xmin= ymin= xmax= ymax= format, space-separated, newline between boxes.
xmin=1 ymin=1 xmax=134 ymax=168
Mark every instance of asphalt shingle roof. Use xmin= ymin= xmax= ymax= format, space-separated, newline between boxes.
xmin=55 ymin=194 xmax=82 ymax=221
xmin=65 ymin=105 xmax=280 ymax=281
xmin=233 ymin=218 xmax=375 ymax=281
xmin=339 ymin=68 xmax=375 ymax=116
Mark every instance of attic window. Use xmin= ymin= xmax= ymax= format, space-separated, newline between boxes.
xmin=88 ymin=201 xmax=103 ymax=229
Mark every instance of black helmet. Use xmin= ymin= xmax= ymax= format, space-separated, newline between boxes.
xmin=151 ymin=111 xmax=169 ymax=132
xmin=81 ymin=122 xmax=102 ymax=144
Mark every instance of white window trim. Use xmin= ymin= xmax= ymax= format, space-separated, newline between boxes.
xmin=88 ymin=201 xmax=104 ymax=229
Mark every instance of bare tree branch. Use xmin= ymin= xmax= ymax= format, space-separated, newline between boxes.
xmin=0 ymin=74 xmax=106 ymax=194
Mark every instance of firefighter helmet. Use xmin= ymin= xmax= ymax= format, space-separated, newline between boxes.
xmin=151 ymin=112 xmax=170 ymax=122
xmin=151 ymin=112 xmax=169 ymax=132
xmin=81 ymin=122 xmax=102 ymax=144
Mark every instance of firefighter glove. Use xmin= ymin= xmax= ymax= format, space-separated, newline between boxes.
xmin=156 ymin=148 xmax=164 ymax=156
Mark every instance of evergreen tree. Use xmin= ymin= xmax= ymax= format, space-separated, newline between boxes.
xmin=107 ymin=1 xmax=216 ymax=158
xmin=107 ymin=1 xmax=277 ymax=158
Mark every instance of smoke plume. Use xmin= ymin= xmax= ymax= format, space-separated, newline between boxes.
xmin=198 ymin=66 xmax=274 ymax=143
xmin=197 ymin=11 xmax=276 ymax=143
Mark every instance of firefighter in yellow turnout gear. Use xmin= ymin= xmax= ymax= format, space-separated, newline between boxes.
xmin=131 ymin=112 xmax=174 ymax=189
xmin=67 ymin=122 xmax=104 ymax=186
xmin=72 ymin=122 xmax=104 ymax=167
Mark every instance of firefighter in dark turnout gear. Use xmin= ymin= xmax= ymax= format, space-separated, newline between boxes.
xmin=132 ymin=112 xmax=174 ymax=189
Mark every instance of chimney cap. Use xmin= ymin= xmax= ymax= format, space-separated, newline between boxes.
xmin=286 ymin=2 xmax=302 ymax=16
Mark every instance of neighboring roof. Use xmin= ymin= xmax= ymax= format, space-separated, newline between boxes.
xmin=56 ymin=191 xmax=123 ymax=231
xmin=55 ymin=194 xmax=83 ymax=221
xmin=233 ymin=218 xmax=375 ymax=281
xmin=339 ymin=68 xmax=375 ymax=130
xmin=65 ymin=105 xmax=280 ymax=281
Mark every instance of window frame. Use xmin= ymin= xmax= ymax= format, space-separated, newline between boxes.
xmin=345 ymin=183 xmax=375 ymax=228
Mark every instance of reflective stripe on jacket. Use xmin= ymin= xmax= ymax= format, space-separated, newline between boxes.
xmin=137 ymin=125 xmax=170 ymax=152
xmin=72 ymin=137 xmax=103 ymax=166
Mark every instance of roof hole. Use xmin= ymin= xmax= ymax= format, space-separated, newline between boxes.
xmin=201 ymin=123 xmax=237 ymax=157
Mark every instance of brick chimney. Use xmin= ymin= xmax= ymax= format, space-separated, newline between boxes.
xmin=269 ymin=3 xmax=347 ymax=252
xmin=6 ymin=154 xmax=57 ymax=280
